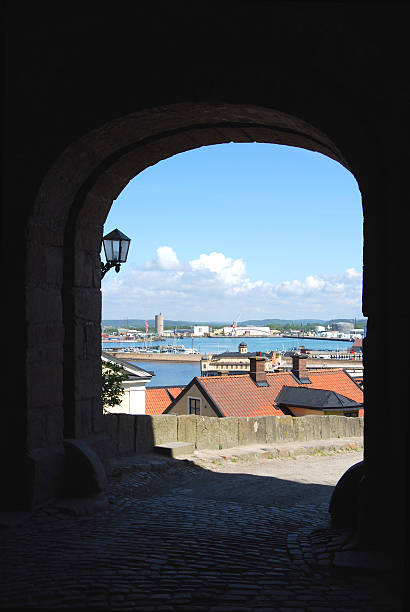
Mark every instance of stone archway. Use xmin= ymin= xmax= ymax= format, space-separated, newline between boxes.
xmin=31 ymin=101 xmax=406 ymax=554
xmin=26 ymin=103 xmax=352 ymax=459
xmin=13 ymin=91 xmax=407 ymax=566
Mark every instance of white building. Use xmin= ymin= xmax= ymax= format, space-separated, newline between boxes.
xmin=350 ymin=328 xmax=365 ymax=338
xmin=192 ymin=325 xmax=210 ymax=336
xmin=102 ymin=352 xmax=154 ymax=415
xmin=222 ymin=325 xmax=271 ymax=337
xmin=319 ymin=330 xmax=351 ymax=340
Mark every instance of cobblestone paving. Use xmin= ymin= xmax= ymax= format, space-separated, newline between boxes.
xmin=0 ymin=460 xmax=403 ymax=610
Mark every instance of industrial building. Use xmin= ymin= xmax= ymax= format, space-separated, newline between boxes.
xmin=191 ymin=325 xmax=210 ymax=336
xmin=331 ymin=321 xmax=354 ymax=334
xmin=222 ymin=325 xmax=271 ymax=337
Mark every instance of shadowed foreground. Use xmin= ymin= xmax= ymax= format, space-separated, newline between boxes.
xmin=0 ymin=451 xmax=403 ymax=610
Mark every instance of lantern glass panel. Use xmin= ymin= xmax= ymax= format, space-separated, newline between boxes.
xmin=103 ymin=238 xmax=118 ymax=262
xmin=119 ymin=238 xmax=130 ymax=262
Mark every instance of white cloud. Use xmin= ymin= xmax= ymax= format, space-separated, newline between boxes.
xmin=144 ymin=246 xmax=181 ymax=270
xmin=189 ymin=251 xmax=262 ymax=293
xmin=346 ymin=267 xmax=361 ymax=279
xmin=102 ymin=246 xmax=363 ymax=320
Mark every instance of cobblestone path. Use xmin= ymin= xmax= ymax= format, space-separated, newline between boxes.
xmin=0 ymin=457 xmax=403 ymax=610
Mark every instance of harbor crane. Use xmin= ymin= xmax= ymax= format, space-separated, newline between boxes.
xmin=231 ymin=314 xmax=241 ymax=336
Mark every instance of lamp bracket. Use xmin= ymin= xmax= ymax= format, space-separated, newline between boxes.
xmin=101 ymin=261 xmax=121 ymax=279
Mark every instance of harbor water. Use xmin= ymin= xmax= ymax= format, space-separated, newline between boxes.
xmin=102 ymin=336 xmax=353 ymax=387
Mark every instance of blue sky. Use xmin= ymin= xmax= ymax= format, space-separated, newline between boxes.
xmin=101 ymin=143 xmax=363 ymax=321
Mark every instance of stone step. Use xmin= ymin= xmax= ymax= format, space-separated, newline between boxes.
xmin=154 ymin=442 xmax=195 ymax=458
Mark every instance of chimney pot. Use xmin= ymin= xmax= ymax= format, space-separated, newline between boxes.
xmin=291 ymin=352 xmax=308 ymax=380
xmin=249 ymin=355 xmax=266 ymax=383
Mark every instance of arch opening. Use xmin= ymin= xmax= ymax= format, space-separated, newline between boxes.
xmin=25 ymin=102 xmax=362 ymax=501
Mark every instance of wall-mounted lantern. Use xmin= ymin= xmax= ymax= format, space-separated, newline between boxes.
xmin=101 ymin=228 xmax=131 ymax=279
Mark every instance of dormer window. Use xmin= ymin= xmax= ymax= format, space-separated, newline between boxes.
xmin=188 ymin=397 xmax=201 ymax=415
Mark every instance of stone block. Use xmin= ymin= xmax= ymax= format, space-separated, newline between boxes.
xmin=154 ymin=442 xmax=195 ymax=458
xmin=265 ymin=416 xmax=279 ymax=443
xmin=238 ymin=417 xmax=266 ymax=446
xmin=328 ymin=415 xmax=343 ymax=438
xmin=117 ymin=414 xmax=135 ymax=455
xmin=63 ymin=438 xmax=107 ymax=497
xmin=338 ymin=416 xmax=348 ymax=438
xmin=26 ymin=444 xmax=65 ymax=508
xmin=104 ymin=414 xmax=119 ymax=455
xmin=310 ymin=415 xmax=324 ymax=439
xmin=45 ymin=246 xmax=64 ymax=285
xmin=321 ymin=415 xmax=331 ymax=439
xmin=73 ymin=288 xmax=101 ymax=321
xmin=276 ymin=416 xmax=295 ymax=441
xmin=26 ymin=410 xmax=47 ymax=450
xmin=219 ymin=417 xmax=239 ymax=449
xmin=135 ymin=415 xmax=155 ymax=452
xmin=27 ymin=322 xmax=65 ymax=348
xmin=150 ymin=415 xmax=177 ymax=445
xmin=45 ymin=406 xmax=64 ymax=446
xmin=177 ymin=415 xmax=197 ymax=443
xmin=74 ymin=359 xmax=100 ymax=397
xmin=26 ymin=287 xmax=62 ymax=325
xmin=294 ymin=415 xmax=322 ymax=441
xmin=347 ymin=417 xmax=362 ymax=437
xmin=85 ymin=432 xmax=115 ymax=467
xmin=329 ymin=460 xmax=364 ymax=528
xmin=27 ymin=363 xmax=63 ymax=409
xmin=292 ymin=417 xmax=307 ymax=441
xmin=196 ymin=416 xmax=220 ymax=450
xmin=76 ymin=399 xmax=93 ymax=439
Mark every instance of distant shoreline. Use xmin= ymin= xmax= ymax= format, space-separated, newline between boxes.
xmin=103 ymin=335 xmax=354 ymax=343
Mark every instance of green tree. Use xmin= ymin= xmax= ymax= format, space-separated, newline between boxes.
xmin=102 ymin=361 xmax=128 ymax=410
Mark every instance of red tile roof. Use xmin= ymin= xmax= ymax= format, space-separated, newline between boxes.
xmin=195 ymin=369 xmax=363 ymax=418
xmin=145 ymin=386 xmax=185 ymax=415
xmin=145 ymin=388 xmax=171 ymax=415
xmin=249 ymin=405 xmax=286 ymax=417
xmin=299 ymin=370 xmax=363 ymax=404
xmin=167 ymin=387 xmax=184 ymax=400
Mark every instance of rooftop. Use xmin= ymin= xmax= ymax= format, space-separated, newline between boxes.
xmin=276 ymin=385 xmax=362 ymax=410
xmin=145 ymin=386 xmax=184 ymax=415
xmin=102 ymin=351 xmax=154 ymax=379
xmin=177 ymin=368 xmax=364 ymax=418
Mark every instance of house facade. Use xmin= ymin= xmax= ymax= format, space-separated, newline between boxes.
xmin=102 ymin=352 xmax=154 ymax=415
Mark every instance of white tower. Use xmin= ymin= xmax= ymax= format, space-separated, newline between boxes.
xmin=155 ymin=313 xmax=164 ymax=336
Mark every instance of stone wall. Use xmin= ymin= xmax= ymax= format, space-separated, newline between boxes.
xmin=104 ymin=414 xmax=363 ymax=457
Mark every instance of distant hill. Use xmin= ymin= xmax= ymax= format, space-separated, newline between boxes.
xmin=102 ymin=317 xmax=367 ymax=329
xmin=241 ymin=319 xmax=326 ymax=326
xmin=242 ymin=318 xmax=366 ymax=327
xmin=102 ymin=319 xmax=229 ymax=329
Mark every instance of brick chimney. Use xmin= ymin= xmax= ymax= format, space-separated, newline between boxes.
xmin=249 ymin=353 xmax=266 ymax=383
xmin=291 ymin=352 xmax=309 ymax=380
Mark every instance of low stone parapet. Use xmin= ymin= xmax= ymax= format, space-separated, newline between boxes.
xmin=104 ymin=414 xmax=364 ymax=457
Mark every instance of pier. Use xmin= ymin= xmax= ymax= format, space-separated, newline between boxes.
xmin=110 ymin=351 xmax=202 ymax=363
